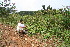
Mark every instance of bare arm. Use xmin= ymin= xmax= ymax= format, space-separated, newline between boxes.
xmin=19 ymin=26 xmax=26 ymax=28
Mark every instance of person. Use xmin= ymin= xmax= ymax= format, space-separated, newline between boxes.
xmin=17 ymin=19 xmax=26 ymax=34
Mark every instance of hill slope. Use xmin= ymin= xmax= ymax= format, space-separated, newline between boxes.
xmin=0 ymin=23 xmax=62 ymax=47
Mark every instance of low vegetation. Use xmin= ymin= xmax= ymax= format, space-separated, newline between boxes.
xmin=0 ymin=0 xmax=70 ymax=47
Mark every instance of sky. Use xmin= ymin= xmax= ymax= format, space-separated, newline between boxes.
xmin=0 ymin=0 xmax=70 ymax=11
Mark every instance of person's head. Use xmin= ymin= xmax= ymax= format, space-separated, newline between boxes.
xmin=20 ymin=19 xmax=23 ymax=23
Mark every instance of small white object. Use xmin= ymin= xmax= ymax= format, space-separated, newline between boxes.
xmin=32 ymin=44 xmax=34 ymax=47
xmin=5 ymin=26 xmax=6 ymax=27
xmin=25 ymin=38 xmax=27 ymax=40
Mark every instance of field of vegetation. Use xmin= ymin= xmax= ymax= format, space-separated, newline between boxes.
xmin=0 ymin=0 xmax=70 ymax=47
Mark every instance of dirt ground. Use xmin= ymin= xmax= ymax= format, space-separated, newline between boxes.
xmin=0 ymin=23 xmax=62 ymax=47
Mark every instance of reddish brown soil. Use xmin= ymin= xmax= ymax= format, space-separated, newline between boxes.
xmin=0 ymin=23 xmax=62 ymax=47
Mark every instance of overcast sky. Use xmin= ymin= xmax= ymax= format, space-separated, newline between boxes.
xmin=1 ymin=0 xmax=70 ymax=11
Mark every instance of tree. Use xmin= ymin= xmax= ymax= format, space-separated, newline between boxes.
xmin=42 ymin=5 xmax=45 ymax=10
xmin=0 ymin=0 xmax=16 ymax=17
